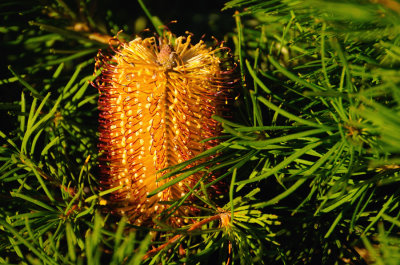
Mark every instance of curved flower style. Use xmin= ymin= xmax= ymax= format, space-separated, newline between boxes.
xmin=94 ymin=33 xmax=235 ymax=226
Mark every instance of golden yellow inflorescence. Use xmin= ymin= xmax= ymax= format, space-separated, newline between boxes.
xmin=94 ymin=33 xmax=235 ymax=226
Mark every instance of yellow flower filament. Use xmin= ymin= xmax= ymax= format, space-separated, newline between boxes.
xmin=95 ymin=34 xmax=233 ymax=226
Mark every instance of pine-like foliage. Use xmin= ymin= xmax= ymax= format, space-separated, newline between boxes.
xmin=1 ymin=0 xmax=400 ymax=264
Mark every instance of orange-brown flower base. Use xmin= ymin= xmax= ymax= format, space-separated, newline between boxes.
xmin=94 ymin=33 xmax=234 ymax=226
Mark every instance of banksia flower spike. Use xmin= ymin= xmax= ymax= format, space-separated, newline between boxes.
xmin=94 ymin=32 xmax=235 ymax=226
